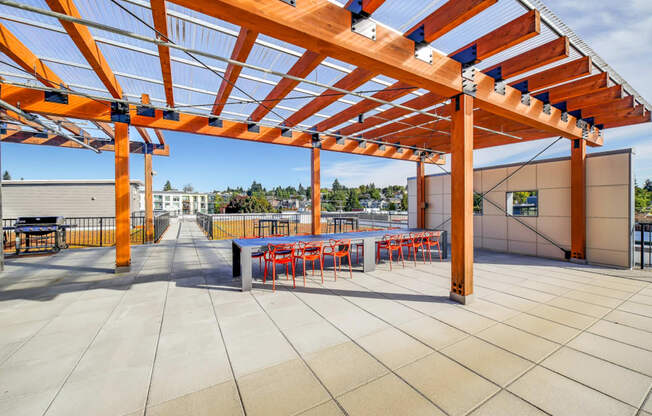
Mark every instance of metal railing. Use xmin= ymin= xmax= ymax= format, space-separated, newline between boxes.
xmin=635 ymin=222 xmax=651 ymax=269
xmin=197 ymin=211 xmax=408 ymax=240
xmin=3 ymin=212 xmax=171 ymax=251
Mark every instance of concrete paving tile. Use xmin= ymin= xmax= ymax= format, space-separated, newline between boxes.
xmin=588 ymin=320 xmax=652 ymax=351
xmin=476 ymin=323 xmax=559 ymax=362
xmin=0 ymin=342 xmax=22 ymax=364
xmin=39 ymin=310 xmax=110 ymax=336
xmin=397 ymin=316 xmax=467 ymax=350
xmin=563 ymin=290 xmax=623 ymax=308
xmin=646 ymin=397 xmax=652 ymax=413
xmin=0 ymin=388 xmax=58 ymax=416
xmin=508 ymin=365 xmax=636 ymax=416
xmin=506 ymin=313 xmax=580 ymax=344
xmin=355 ymin=327 xmax=432 ymax=370
xmin=546 ymin=296 xmax=612 ymax=318
xmin=463 ymin=298 xmax=520 ymax=321
xmin=396 ymin=352 xmax=500 ymax=416
xmin=441 ymin=336 xmax=533 ymax=387
xmin=326 ymin=311 xmax=389 ymax=339
xmin=568 ymin=332 xmax=652 ymax=376
xmin=238 ymin=358 xmax=330 ymax=416
xmin=262 ymin=304 xmax=324 ymax=330
xmin=429 ymin=305 xmax=497 ymax=334
xmin=225 ymin=331 xmax=297 ymax=378
xmin=526 ymin=304 xmax=598 ymax=329
xmin=4 ymin=330 xmax=93 ymax=366
xmin=146 ymin=380 xmax=243 ymax=416
xmin=0 ymin=319 xmax=48 ymax=344
xmin=283 ymin=320 xmax=349 ymax=356
xmin=297 ymin=400 xmax=345 ymax=416
xmin=338 ymin=373 xmax=445 ymax=416
xmin=469 ymin=390 xmax=547 ymax=415
xmin=627 ymin=293 xmax=652 ymax=306
xmin=603 ymin=310 xmax=652 ymax=332
xmin=305 ymin=341 xmax=387 ymax=396
xmin=148 ymin=349 xmax=233 ymax=406
xmin=479 ymin=291 xmax=540 ymax=312
xmin=542 ymin=347 xmax=652 ymax=407
xmin=45 ymin=367 xmax=152 ymax=416
xmin=0 ymin=353 xmax=78 ymax=400
xmin=618 ymin=302 xmax=652 ymax=318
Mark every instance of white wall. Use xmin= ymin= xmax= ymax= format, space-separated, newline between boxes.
xmin=408 ymin=149 xmax=633 ymax=268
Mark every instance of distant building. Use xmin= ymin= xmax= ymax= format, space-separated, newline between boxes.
xmin=2 ymin=179 xmax=143 ymax=218
xmin=142 ymin=190 xmax=209 ymax=215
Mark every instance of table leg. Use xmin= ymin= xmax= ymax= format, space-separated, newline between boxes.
xmin=232 ymin=241 xmax=241 ymax=277
xmin=362 ymin=237 xmax=375 ymax=273
xmin=240 ymin=246 xmax=252 ymax=291
xmin=441 ymin=230 xmax=448 ymax=259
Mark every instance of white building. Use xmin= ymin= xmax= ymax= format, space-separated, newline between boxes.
xmin=140 ymin=190 xmax=209 ymax=215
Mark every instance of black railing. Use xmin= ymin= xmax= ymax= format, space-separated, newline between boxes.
xmin=635 ymin=222 xmax=651 ymax=269
xmin=3 ymin=213 xmax=171 ymax=252
xmin=197 ymin=211 xmax=408 ymax=240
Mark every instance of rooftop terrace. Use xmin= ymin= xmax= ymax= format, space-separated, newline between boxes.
xmin=1 ymin=217 xmax=651 ymax=416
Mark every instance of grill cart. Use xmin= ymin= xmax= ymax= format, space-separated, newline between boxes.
xmin=14 ymin=216 xmax=69 ymax=255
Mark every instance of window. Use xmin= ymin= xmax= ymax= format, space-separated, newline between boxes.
xmin=474 ymin=193 xmax=483 ymax=215
xmin=173 ymin=197 xmax=179 ymax=202
xmin=506 ymin=191 xmax=538 ymax=217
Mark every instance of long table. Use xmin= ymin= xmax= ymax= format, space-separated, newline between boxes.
xmin=232 ymin=228 xmax=447 ymax=291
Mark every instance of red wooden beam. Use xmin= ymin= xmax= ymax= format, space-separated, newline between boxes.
xmin=483 ymin=37 xmax=569 ymax=81
xmin=566 ymin=85 xmax=622 ymax=111
xmin=249 ymin=50 xmax=324 ymax=122
xmin=581 ymin=95 xmax=634 ymax=119
xmin=150 ymin=0 xmax=175 ymax=108
xmin=510 ymin=56 xmax=592 ymax=93
xmin=212 ymin=27 xmax=258 ymax=116
xmin=344 ymin=0 xmax=385 ymax=15
xmin=405 ymin=0 xmax=497 ymax=44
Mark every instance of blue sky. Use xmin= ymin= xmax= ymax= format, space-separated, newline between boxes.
xmin=1 ymin=0 xmax=650 ymax=191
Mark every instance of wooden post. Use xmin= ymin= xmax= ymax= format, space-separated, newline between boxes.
xmin=115 ymin=122 xmax=131 ymax=272
xmin=311 ymin=147 xmax=321 ymax=235
xmin=416 ymin=161 xmax=425 ymax=228
xmin=0 ymin=140 xmax=3 ymax=272
xmin=570 ymin=138 xmax=586 ymax=261
xmin=144 ymin=146 xmax=154 ymax=242
xmin=450 ymin=94 xmax=474 ymax=304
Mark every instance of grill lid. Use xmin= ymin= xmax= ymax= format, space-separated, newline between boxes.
xmin=15 ymin=216 xmax=65 ymax=225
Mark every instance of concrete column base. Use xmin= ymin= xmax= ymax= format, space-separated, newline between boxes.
xmin=569 ymin=258 xmax=588 ymax=265
xmin=450 ymin=292 xmax=475 ymax=305
xmin=115 ymin=265 xmax=131 ymax=274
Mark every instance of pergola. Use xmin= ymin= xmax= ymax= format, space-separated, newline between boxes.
xmin=0 ymin=0 xmax=649 ymax=302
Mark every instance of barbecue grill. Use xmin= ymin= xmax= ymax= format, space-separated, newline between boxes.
xmin=14 ymin=216 xmax=69 ymax=255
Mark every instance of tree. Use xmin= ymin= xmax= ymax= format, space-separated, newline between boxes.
xmin=400 ymin=192 xmax=408 ymax=211
xmin=345 ymin=190 xmax=362 ymax=211
xmin=645 ymin=179 xmax=652 ymax=192
xmin=635 ymin=186 xmax=651 ymax=213
xmin=247 ymin=180 xmax=264 ymax=196
xmin=332 ymin=178 xmax=344 ymax=192
xmin=3 ymin=171 xmax=11 ymax=180
xmin=162 ymin=180 xmax=173 ymax=191
xmin=183 ymin=184 xmax=194 ymax=193
xmin=225 ymin=195 xmax=274 ymax=213
xmin=388 ymin=202 xmax=397 ymax=211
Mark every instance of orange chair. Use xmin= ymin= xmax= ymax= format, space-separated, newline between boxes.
xmin=423 ymin=231 xmax=443 ymax=263
xmin=264 ymin=243 xmax=296 ymax=291
xmin=240 ymin=236 xmax=266 ymax=273
xmin=296 ymin=241 xmax=324 ymax=285
xmin=323 ymin=239 xmax=353 ymax=280
xmin=376 ymin=234 xmax=404 ymax=270
xmin=401 ymin=232 xmax=426 ymax=266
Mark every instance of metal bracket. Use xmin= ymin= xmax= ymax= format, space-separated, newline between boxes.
xmin=542 ymin=103 xmax=551 ymax=115
xmin=521 ymin=93 xmax=531 ymax=106
xmin=358 ymin=139 xmax=367 ymax=148
xmin=136 ymin=105 xmax=155 ymax=118
xmin=336 ymin=136 xmax=346 ymax=145
xmin=350 ymin=9 xmax=376 ymax=41
xmin=494 ymin=81 xmax=506 ymax=95
xmin=462 ymin=67 xmax=477 ymax=97
xmin=110 ymin=102 xmax=130 ymax=124
xmin=0 ymin=121 xmax=6 ymax=135
xmin=561 ymin=112 xmax=569 ymax=122
xmin=311 ymin=133 xmax=321 ymax=148
xmin=396 ymin=146 xmax=404 ymax=153
xmin=278 ymin=0 xmax=295 ymax=5
xmin=280 ymin=127 xmax=292 ymax=137
xmin=208 ymin=117 xmax=222 ymax=127
xmin=44 ymin=90 xmax=68 ymax=104
xmin=247 ymin=123 xmax=260 ymax=133
xmin=144 ymin=142 xmax=155 ymax=154
xmin=450 ymin=44 xmax=478 ymax=67
xmin=378 ymin=144 xmax=386 ymax=151
xmin=162 ymin=110 xmax=179 ymax=121
xmin=414 ymin=43 xmax=433 ymax=64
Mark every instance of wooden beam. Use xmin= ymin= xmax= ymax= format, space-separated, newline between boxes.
xmin=1 ymin=109 xmax=45 ymax=131
xmin=339 ymin=92 xmax=446 ymax=137
xmin=570 ymin=138 xmax=586 ymax=261
xmin=0 ymin=83 xmax=441 ymax=163
xmin=450 ymin=94 xmax=474 ymax=304
xmin=144 ymin=147 xmax=154 ymax=242
xmin=283 ymin=67 xmax=376 ymax=127
xmin=136 ymin=127 xmax=152 ymax=143
xmin=140 ymin=94 xmax=166 ymax=144
xmin=593 ymin=104 xmax=645 ymax=125
xmin=46 ymin=0 xmax=123 ymax=98
xmin=509 ymin=56 xmax=592 ymax=93
xmin=167 ymin=0 xmax=593 ymax=140
xmin=212 ymin=27 xmax=257 ymax=116
xmin=94 ymin=121 xmax=115 ymax=138
xmin=579 ymin=95 xmax=634 ymax=119
xmin=313 ymin=81 xmax=416 ymax=132
xmin=537 ymin=72 xmax=608 ymax=104
xmin=114 ymin=122 xmax=130 ymax=271
xmin=449 ymin=10 xmax=540 ymax=64
xmin=344 ymin=0 xmax=385 ymax=15
xmin=566 ymin=85 xmax=622 ymax=112
xmin=150 ymin=0 xmax=175 ymax=108
xmin=0 ymin=130 xmax=170 ymax=155
xmin=249 ymin=50 xmax=325 ymax=122
xmin=416 ymin=161 xmax=425 ymax=228
xmin=601 ymin=110 xmax=650 ymax=129
xmin=482 ymin=37 xmax=569 ymax=81
xmin=154 ymin=129 xmax=166 ymax=145
xmin=311 ymin=147 xmax=321 ymax=235
xmin=405 ymin=0 xmax=497 ymax=44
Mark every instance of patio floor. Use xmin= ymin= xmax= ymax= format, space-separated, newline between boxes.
xmin=1 ymin=217 xmax=651 ymax=416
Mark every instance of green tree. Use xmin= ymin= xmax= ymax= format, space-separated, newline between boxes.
xmin=332 ymin=178 xmax=344 ymax=192
xmin=3 ymin=170 xmax=11 ymax=180
xmin=163 ymin=180 xmax=172 ymax=191
xmin=345 ymin=190 xmax=362 ymax=211
xmin=635 ymin=186 xmax=651 ymax=213
xmin=247 ymin=180 xmax=264 ymax=196
xmin=388 ymin=201 xmax=397 ymax=211
xmin=400 ymin=192 xmax=408 ymax=211
xmin=225 ymin=195 xmax=274 ymax=213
